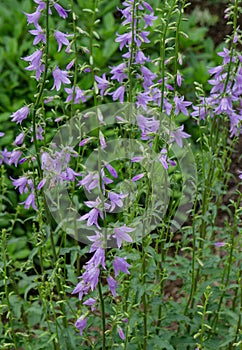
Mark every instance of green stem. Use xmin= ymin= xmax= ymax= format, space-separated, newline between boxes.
xmin=98 ymin=281 xmax=106 ymax=350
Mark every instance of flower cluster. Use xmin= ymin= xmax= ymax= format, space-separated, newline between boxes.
xmin=191 ymin=48 xmax=242 ymax=137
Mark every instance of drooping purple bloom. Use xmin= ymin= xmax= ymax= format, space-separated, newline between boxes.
xmin=20 ymin=193 xmax=37 ymax=210
xmin=34 ymin=0 xmax=46 ymax=11
xmin=113 ymin=225 xmax=134 ymax=248
xmin=99 ymin=130 xmax=106 ymax=149
xmin=107 ymin=276 xmax=118 ymax=297
xmin=170 ymin=125 xmax=190 ymax=148
xmin=108 ymin=192 xmax=127 ymax=212
xmin=117 ymin=326 xmax=125 ymax=340
xmin=14 ymin=132 xmax=25 ymax=146
xmin=135 ymin=50 xmax=150 ymax=64
xmin=61 ymin=167 xmax=81 ymax=182
xmin=83 ymin=298 xmax=96 ymax=311
xmin=75 ymin=315 xmax=87 ymax=336
xmin=132 ymin=173 xmax=145 ymax=182
xmin=87 ymin=248 xmax=106 ymax=270
xmin=115 ymin=31 xmax=132 ymax=50
xmin=22 ymin=49 xmax=44 ymax=81
xmin=113 ymin=257 xmax=131 ymax=277
xmin=159 ymin=148 xmax=168 ymax=170
xmin=78 ymin=172 xmax=99 ymax=192
xmin=0 ymin=148 xmax=11 ymax=165
xmin=54 ymin=30 xmax=71 ymax=52
xmin=24 ymin=10 xmax=41 ymax=27
xmin=214 ymin=242 xmax=226 ymax=247
xmin=78 ymin=197 xmax=107 ymax=229
xmin=140 ymin=66 xmax=157 ymax=89
xmin=9 ymin=150 xmax=22 ymax=167
xmin=11 ymin=176 xmax=28 ymax=194
xmin=137 ymin=114 xmax=159 ymax=139
xmin=51 ymin=66 xmax=71 ymax=91
xmin=174 ymin=95 xmax=192 ymax=116
xmin=136 ymin=91 xmax=152 ymax=109
xmin=110 ymin=86 xmax=125 ymax=103
xmin=29 ymin=27 xmax=46 ymax=45
xmin=37 ymin=178 xmax=47 ymax=190
xmin=95 ymin=74 xmax=109 ymax=96
xmin=82 ymin=265 xmax=100 ymax=291
xmin=11 ymin=106 xmax=29 ymax=124
xmin=65 ymin=86 xmax=87 ymax=104
xmin=110 ymin=63 xmax=127 ymax=83
xmin=143 ymin=13 xmax=158 ymax=28
xmin=105 ymin=163 xmax=118 ymax=178
xmin=54 ymin=3 xmax=68 ymax=19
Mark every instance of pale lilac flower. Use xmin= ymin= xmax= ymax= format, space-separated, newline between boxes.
xmin=37 ymin=178 xmax=47 ymax=190
xmin=131 ymin=156 xmax=144 ymax=163
xmin=174 ymin=95 xmax=192 ymax=115
xmin=83 ymin=298 xmax=96 ymax=311
xmin=52 ymin=66 xmax=71 ymax=91
xmin=110 ymin=86 xmax=125 ymax=103
xmin=113 ymin=257 xmax=131 ymax=277
xmin=34 ymin=0 xmax=46 ymax=11
xmin=87 ymin=248 xmax=106 ymax=269
xmin=238 ymin=171 xmax=242 ymax=180
xmin=113 ymin=225 xmax=134 ymax=248
xmin=66 ymin=59 xmax=75 ymax=70
xmin=54 ymin=30 xmax=71 ymax=52
xmin=88 ymin=231 xmax=108 ymax=252
xmin=105 ymin=163 xmax=118 ymax=178
xmin=136 ymin=91 xmax=152 ymax=109
xmin=99 ymin=130 xmax=106 ymax=149
xmin=75 ymin=315 xmax=87 ymax=336
xmin=118 ymin=326 xmax=125 ymax=340
xmin=140 ymin=66 xmax=157 ymax=89
xmin=78 ymin=197 xmax=105 ymax=229
xmin=159 ymin=148 xmax=168 ymax=170
xmin=135 ymin=31 xmax=150 ymax=47
xmin=22 ymin=49 xmax=44 ymax=81
xmin=176 ymin=72 xmax=183 ymax=87
xmin=170 ymin=125 xmax=190 ymax=148
xmin=0 ymin=132 xmax=5 ymax=137
xmin=78 ymin=172 xmax=99 ymax=192
xmin=11 ymin=176 xmax=28 ymax=194
xmin=82 ymin=265 xmax=100 ymax=291
xmin=31 ymin=125 xmax=44 ymax=142
xmin=135 ymin=50 xmax=150 ymax=64
xmin=110 ymin=63 xmax=127 ymax=83
xmin=9 ymin=150 xmax=22 ymax=167
xmin=79 ymin=138 xmax=92 ymax=146
xmin=61 ymin=167 xmax=81 ymax=182
xmin=24 ymin=10 xmax=41 ymax=27
xmin=107 ymin=276 xmax=118 ymax=297
xmin=0 ymin=148 xmax=11 ymax=165
xmin=95 ymin=74 xmax=109 ymax=96
xmin=214 ymin=242 xmax=226 ymax=247
xmin=115 ymin=31 xmax=132 ymax=50
xmin=218 ymin=48 xmax=234 ymax=64
xmin=54 ymin=3 xmax=68 ymax=19
xmin=29 ymin=27 xmax=46 ymax=45
xmin=132 ymin=173 xmax=144 ymax=182
xmin=108 ymin=192 xmax=127 ymax=212
xmin=65 ymin=86 xmax=87 ymax=104
xmin=21 ymin=193 xmax=37 ymax=210
xmin=11 ymin=106 xmax=29 ymax=124
xmin=14 ymin=132 xmax=25 ymax=146
xmin=143 ymin=13 xmax=158 ymax=28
